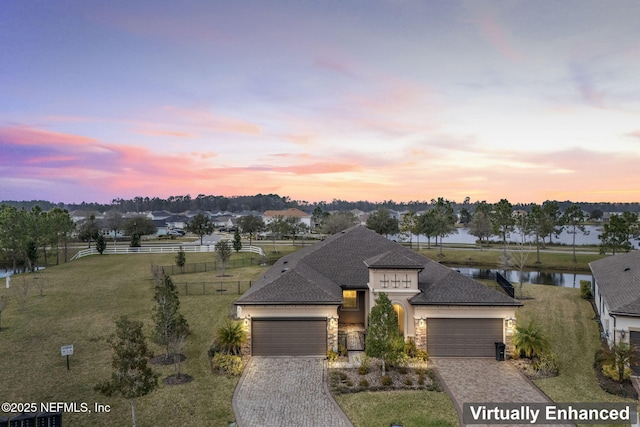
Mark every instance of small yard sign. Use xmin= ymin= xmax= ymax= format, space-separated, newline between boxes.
xmin=61 ymin=344 xmax=74 ymax=356
xmin=61 ymin=344 xmax=74 ymax=370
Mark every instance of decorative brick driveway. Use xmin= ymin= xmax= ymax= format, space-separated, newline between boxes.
xmin=431 ymin=358 xmax=574 ymax=427
xmin=233 ymin=357 xmax=353 ymax=427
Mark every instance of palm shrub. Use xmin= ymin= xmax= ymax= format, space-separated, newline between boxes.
xmin=606 ymin=342 xmax=636 ymax=383
xmin=216 ymin=320 xmax=246 ymax=355
xmin=512 ymin=320 xmax=550 ymax=358
xmin=580 ymin=279 xmax=592 ymax=299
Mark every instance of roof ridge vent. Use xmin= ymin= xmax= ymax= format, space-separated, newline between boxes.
xmin=624 ymin=267 xmax=631 ymax=271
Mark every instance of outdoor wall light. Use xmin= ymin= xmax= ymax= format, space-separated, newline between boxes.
xmin=419 ymin=318 xmax=425 ymax=328
xmin=329 ymin=317 xmax=336 ymax=327
xmin=621 ymin=329 xmax=626 ymax=339
xmin=507 ymin=317 xmax=514 ymax=328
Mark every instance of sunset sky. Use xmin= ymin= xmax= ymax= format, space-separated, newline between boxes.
xmin=2 ymin=0 xmax=639 ymax=205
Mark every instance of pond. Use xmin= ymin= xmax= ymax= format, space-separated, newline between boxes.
xmin=400 ymin=225 xmax=640 ymax=247
xmin=451 ymin=266 xmax=592 ymax=288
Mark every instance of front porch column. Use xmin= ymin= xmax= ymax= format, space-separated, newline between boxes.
xmin=328 ymin=316 xmax=338 ymax=352
xmin=505 ymin=317 xmax=516 ymax=359
xmin=242 ymin=316 xmax=252 ymax=356
xmin=414 ymin=317 xmax=426 ymax=350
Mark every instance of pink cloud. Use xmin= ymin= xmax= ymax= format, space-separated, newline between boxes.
xmin=162 ymin=106 xmax=262 ymax=136
xmin=132 ymin=129 xmax=198 ymax=138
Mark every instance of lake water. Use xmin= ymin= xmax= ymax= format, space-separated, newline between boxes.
xmin=452 ymin=266 xmax=591 ymax=288
xmin=401 ymin=225 xmax=640 ymax=247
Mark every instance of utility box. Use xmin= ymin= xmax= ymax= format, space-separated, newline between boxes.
xmin=494 ymin=342 xmax=506 ymax=361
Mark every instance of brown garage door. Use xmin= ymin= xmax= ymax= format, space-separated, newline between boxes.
xmin=427 ymin=318 xmax=503 ymax=357
xmin=252 ymin=318 xmax=327 ymax=356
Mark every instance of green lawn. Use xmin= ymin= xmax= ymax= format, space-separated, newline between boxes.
xmin=0 ymin=252 xmax=263 ymax=426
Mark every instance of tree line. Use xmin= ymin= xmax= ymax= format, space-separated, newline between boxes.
xmin=2 ymin=194 xmax=639 ymax=215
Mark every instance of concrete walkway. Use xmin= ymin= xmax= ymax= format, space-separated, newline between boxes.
xmin=233 ymin=357 xmax=353 ymax=427
xmin=431 ymin=358 xmax=574 ymax=427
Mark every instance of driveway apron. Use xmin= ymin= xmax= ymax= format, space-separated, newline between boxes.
xmin=431 ymin=358 xmax=574 ymax=427
xmin=233 ymin=357 xmax=353 ymax=427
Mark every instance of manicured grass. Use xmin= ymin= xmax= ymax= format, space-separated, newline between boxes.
xmin=335 ymin=390 xmax=458 ymax=427
xmin=0 ymin=252 xmax=264 ymax=426
xmin=515 ymin=285 xmax=636 ymax=427
xmin=417 ymin=247 xmax=605 ymax=272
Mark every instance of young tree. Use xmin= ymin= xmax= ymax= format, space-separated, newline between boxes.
xmin=78 ymin=214 xmax=100 ymax=248
xmin=366 ymin=208 xmax=399 ymax=237
xmin=399 ymin=211 xmax=418 ymax=249
xmin=232 ymin=228 xmax=242 ymax=253
xmin=215 ymin=239 xmax=232 ymax=276
xmin=152 ymin=273 xmax=190 ymax=360
xmin=185 ymin=213 xmax=214 ymax=245
xmin=491 ymin=199 xmax=515 ymax=253
xmin=365 ymin=292 xmax=402 ymax=375
xmin=266 ymin=215 xmax=287 ymax=253
xmin=45 ymin=207 xmax=75 ymax=264
xmin=105 ymin=210 xmax=124 ymax=245
xmin=527 ymin=204 xmax=545 ymax=264
xmin=285 ymin=216 xmax=307 ymax=245
xmin=123 ymin=216 xmax=156 ymax=247
xmin=468 ymin=210 xmax=492 ymax=250
xmin=561 ymin=205 xmax=589 ymax=263
xmin=175 ymin=246 xmax=186 ymax=273
xmin=540 ymin=200 xmax=562 ymax=247
xmin=609 ymin=342 xmax=637 ymax=383
xmin=508 ymin=214 xmax=532 ymax=298
xmin=95 ymin=316 xmax=159 ymax=427
xmin=237 ymin=215 xmax=265 ymax=247
xmin=432 ymin=197 xmax=457 ymax=255
xmin=96 ymin=233 xmax=107 ymax=254
xmin=599 ymin=212 xmax=639 ymax=254
xmin=418 ymin=209 xmax=438 ymax=249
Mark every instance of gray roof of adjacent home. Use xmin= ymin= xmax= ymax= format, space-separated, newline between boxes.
xmin=590 ymin=251 xmax=640 ymax=316
xmin=236 ymin=225 xmax=521 ymax=306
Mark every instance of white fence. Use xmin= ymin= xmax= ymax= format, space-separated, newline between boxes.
xmin=70 ymin=244 xmax=265 ymax=261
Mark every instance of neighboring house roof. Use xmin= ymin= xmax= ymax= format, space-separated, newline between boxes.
xmin=590 ymin=251 xmax=640 ymax=316
xmin=237 ymin=225 xmax=521 ymax=307
xmin=263 ymin=208 xmax=310 ymax=218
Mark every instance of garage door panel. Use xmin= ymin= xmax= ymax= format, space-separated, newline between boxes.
xmin=428 ymin=318 xmax=503 ymax=357
xmin=252 ymin=319 xmax=327 ymax=356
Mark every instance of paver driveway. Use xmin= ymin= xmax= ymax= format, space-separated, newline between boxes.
xmin=233 ymin=357 xmax=353 ymax=427
xmin=431 ymin=358 xmax=573 ymax=427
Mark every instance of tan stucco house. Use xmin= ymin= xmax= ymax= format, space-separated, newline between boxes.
xmin=590 ymin=251 xmax=640 ymax=351
xmin=235 ymin=225 xmax=521 ymax=357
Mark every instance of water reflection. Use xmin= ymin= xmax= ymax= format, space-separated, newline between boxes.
xmin=453 ymin=266 xmax=591 ymax=288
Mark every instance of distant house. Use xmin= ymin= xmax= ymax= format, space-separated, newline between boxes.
xmin=235 ymin=225 xmax=521 ymax=357
xmin=590 ymin=252 xmax=640 ymax=351
xmin=263 ymin=208 xmax=312 ymax=228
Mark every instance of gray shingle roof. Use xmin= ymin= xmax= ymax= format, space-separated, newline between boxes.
xmin=237 ymin=225 xmax=521 ymax=307
xmin=590 ymin=251 xmax=640 ymax=316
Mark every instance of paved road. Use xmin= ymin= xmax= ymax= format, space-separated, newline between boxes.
xmin=233 ymin=357 xmax=353 ymax=427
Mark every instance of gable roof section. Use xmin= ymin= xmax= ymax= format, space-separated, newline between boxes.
xmin=236 ymin=225 xmax=521 ymax=307
xmin=263 ymin=208 xmax=310 ymax=218
xmin=590 ymin=251 xmax=640 ymax=316
xmin=410 ymin=266 xmax=521 ymax=306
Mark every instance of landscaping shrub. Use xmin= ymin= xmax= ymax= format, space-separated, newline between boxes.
xmin=211 ymin=353 xmax=244 ymax=376
xmin=358 ymin=353 xmax=370 ymax=375
xmin=513 ymin=320 xmax=550 ymax=358
xmin=533 ymin=351 xmax=559 ymax=378
xmin=397 ymin=366 xmax=409 ymax=375
xmin=358 ymin=379 xmax=369 ymax=388
xmin=403 ymin=376 xmax=413 ymax=386
xmin=327 ymin=348 xmax=339 ymax=362
xmin=602 ymin=363 xmax=632 ymax=382
xmin=216 ymin=321 xmax=246 ymax=355
xmin=404 ymin=337 xmax=418 ymax=358
xmin=338 ymin=344 xmax=348 ymax=358
xmin=414 ymin=348 xmax=429 ymax=361
xmin=381 ymin=375 xmax=393 ymax=387
xmin=580 ymin=280 xmax=593 ymax=299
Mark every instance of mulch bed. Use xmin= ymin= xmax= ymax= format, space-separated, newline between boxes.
xmin=328 ymin=363 xmax=440 ymax=394
xmin=150 ymin=353 xmax=187 ymax=365
xmin=163 ymin=373 xmax=194 ymax=385
xmin=594 ymin=364 xmax=638 ymax=399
